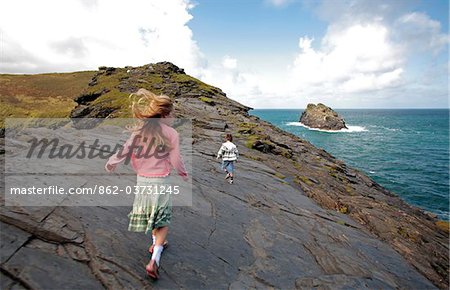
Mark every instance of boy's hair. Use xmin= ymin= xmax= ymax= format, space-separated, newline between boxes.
xmin=225 ymin=133 xmax=233 ymax=142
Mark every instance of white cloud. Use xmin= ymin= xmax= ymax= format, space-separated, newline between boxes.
xmin=0 ymin=0 xmax=205 ymax=76
xmin=395 ymin=12 xmax=449 ymax=55
xmin=203 ymin=58 xmax=262 ymax=99
xmin=206 ymin=22 xmax=408 ymax=108
xmin=340 ymin=68 xmax=404 ymax=93
xmin=290 ymin=23 xmax=404 ymax=94
xmin=222 ymin=55 xmax=237 ymax=69
xmin=200 ymin=21 xmax=409 ymax=108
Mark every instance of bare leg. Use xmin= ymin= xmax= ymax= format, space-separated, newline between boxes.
xmin=147 ymin=226 xmax=169 ymax=274
xmin=151 ymin=229 xmax=156 ymax=244
xmin=154 ymin=226 xmax=169 ymax=247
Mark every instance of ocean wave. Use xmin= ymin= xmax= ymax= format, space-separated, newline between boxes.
xmin=286 ymin=122 xmax=367 ymax=133
xmin=368 ymin=125 xmax=401 ymax=132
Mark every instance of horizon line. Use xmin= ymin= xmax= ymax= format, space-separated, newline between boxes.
xmin=251 ymin=107 xmax=450 ymax=110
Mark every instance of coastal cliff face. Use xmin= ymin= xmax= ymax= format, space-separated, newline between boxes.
xmin=300 ymin=103 xmax=347 ymax=130
xmin=0 ymin=62 xmax=448 ymax=289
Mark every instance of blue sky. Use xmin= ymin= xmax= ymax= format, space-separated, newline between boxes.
xmin=0 ymin=0 xmax=448 ymax=108
xmin=191 ymin=0 xmax=448 ymax=58
xmin=190 ymin=0 xmax=327 ymax=59
xmin=190 ymin=1 xmax=326 ymax=59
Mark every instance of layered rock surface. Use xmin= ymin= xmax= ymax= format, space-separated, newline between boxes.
xmin=1 ymin=63 xmax=448 ymax=289
xmin=300 ymin=103 xmax=347 ymax=130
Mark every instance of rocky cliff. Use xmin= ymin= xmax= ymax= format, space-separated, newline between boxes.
xmin=300 ymin=103 xmax=347 ymax=131
xmin=0 ymin=62 xmax=448 ymax=289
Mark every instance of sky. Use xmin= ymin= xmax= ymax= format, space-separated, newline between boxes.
xmin=0 ymin=0 xmax=448 ymax=108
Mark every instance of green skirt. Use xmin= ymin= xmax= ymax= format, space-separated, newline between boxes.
xmin=128 ymin=176 xmax=172 ymax=234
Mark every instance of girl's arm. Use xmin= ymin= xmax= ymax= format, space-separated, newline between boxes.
xmin=105 ymin=133 xmax=135 ymax=172
xmin=169 ymin=132 xmax=188 ymax=180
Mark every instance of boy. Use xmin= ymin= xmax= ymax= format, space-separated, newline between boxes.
xmin=217 ymin=133 xmax=238 ymax=184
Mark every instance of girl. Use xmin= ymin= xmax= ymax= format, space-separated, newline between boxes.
xmin=216 ymin=133 xmax=238 ymax=184
xmin=105 ymin=88 xmax=188 ymax=279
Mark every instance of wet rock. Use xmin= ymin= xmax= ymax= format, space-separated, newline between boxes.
xmin=202 ymin=121 xmax=228 ymax=131
xmin=3 ymin=247 xmax=103 ymax=289
xmin=0 ymin=222 xmax=31 ymax=264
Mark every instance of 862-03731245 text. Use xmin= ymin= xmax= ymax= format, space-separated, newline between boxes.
xmin=8 ymin=185 xmax=181 ymax=195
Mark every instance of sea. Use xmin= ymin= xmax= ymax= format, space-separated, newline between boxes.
xmin=250 ymin=109 xmax=449 ymax=221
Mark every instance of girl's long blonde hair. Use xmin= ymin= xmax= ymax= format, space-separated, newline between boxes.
xmin=128 ymin=88 xmax=173 ymax=148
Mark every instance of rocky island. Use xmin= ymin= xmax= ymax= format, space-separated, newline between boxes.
xmin=0 ymin=62 xmax=448 ymax=289
xmin=300 ymin=103 xmax=348 ymax=131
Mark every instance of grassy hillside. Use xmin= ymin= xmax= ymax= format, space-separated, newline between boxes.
xmin=72 ymin=63 xmax=230 ymax=119
xmin=0 ymin=71 xmax=95 ymax=125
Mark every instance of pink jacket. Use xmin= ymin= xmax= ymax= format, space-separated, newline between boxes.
xmin=106 ymin=123 xmax=188 ymax=179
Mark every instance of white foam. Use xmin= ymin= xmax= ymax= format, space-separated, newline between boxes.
xmin=286 ymin=122 xmax=367 ymax=133
xmin=369 ymin=125 xmax=400 ymax=132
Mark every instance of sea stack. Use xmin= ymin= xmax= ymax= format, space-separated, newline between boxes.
xmin=299 ymin=103 xmax=347 ymax=130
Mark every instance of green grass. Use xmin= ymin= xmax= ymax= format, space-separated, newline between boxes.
xmin=172 ymin=73 xmax=217 ymax=94
xmin=296 ymin=175 xmax=314 ymax=186
xmin=0 ymin=63 xmax=226 ymax=125
xmin=198 ymin=96 xmax=215 ymax=104
xmin=86 ymin=67 xmax=222 ymax=117
xmin=274 ymin=172 xmax=286 ymax=179
xmin=84 ymin=68 xmax=166 ymax=118
xmin=0 ymin=71 xmax=95 ymax=127
xmin=245 ymin=134 xmax=261 ymax=149
xmin=436 ymin=220 xmax=449 ymax=233
xmin=339 ymin=205 xmax=349 ymax=214
xmin=238 ymin=122 xmax=258 ymax=134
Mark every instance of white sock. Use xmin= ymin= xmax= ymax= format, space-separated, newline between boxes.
xmin=151 ymin=245 xmax=164 ymax=266
xmin=152 ymin=235 xmax=156 ymax=245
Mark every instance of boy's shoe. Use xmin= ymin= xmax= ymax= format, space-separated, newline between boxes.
xmin=229 ymin=179 xmax=233 ymax=184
